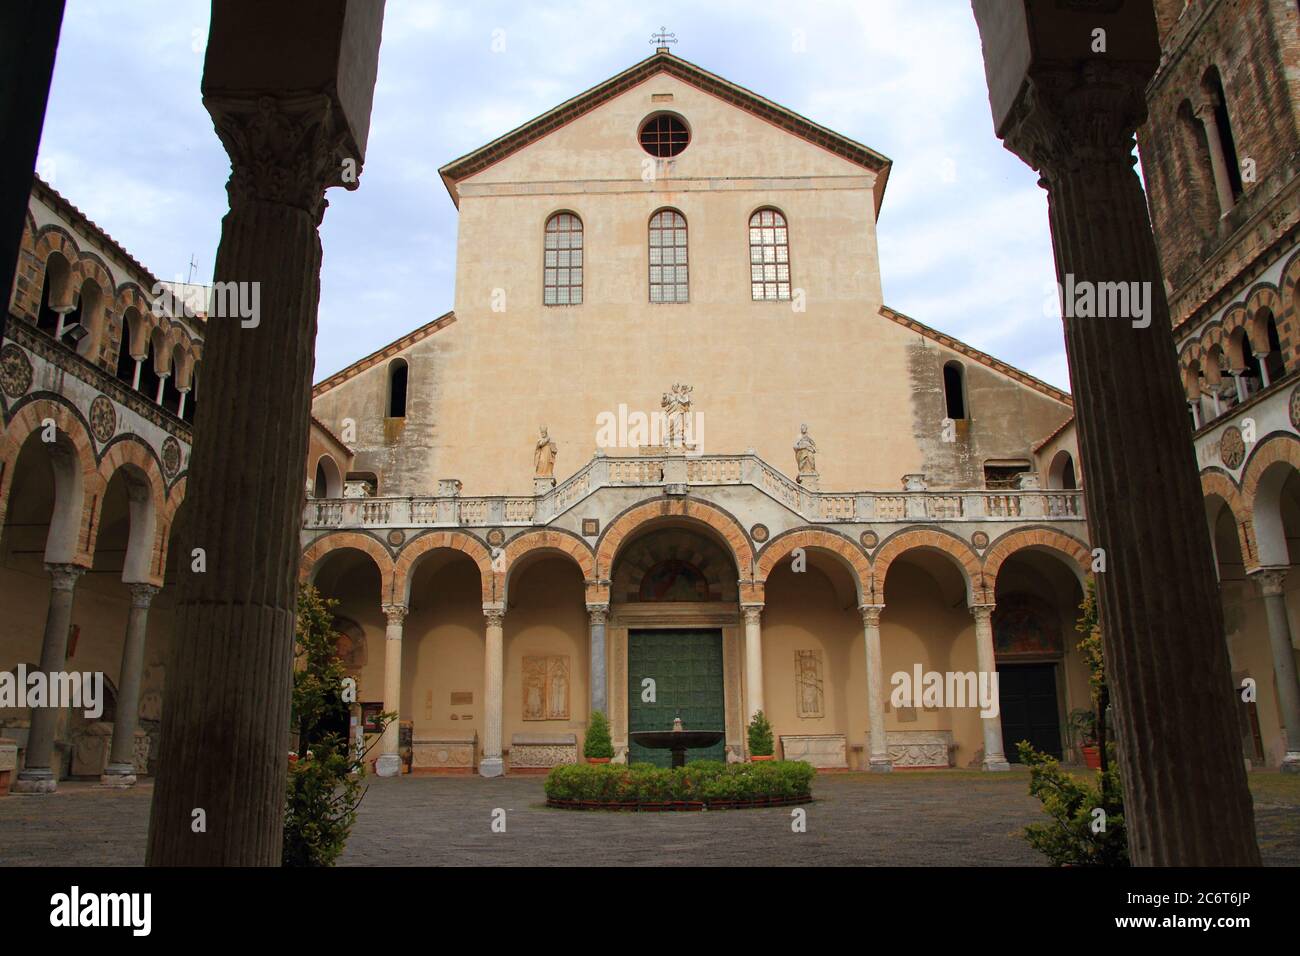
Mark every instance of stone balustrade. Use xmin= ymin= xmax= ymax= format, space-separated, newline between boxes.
xmin=302 ymin=451 xmax=1085 ymax=530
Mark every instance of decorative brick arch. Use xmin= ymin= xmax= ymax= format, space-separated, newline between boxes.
xmin=595 ymin=497 xmax=755 ymax=587
xmin=300 ymin=531 xmax=397 ymax=603
xmin=871 ymin=528 xmax=983 ymax=605
xmin=981 ymin=527 xmax=1091 ymax=595
xmin=393 ymin=530 xmax=495 ymax=604
xmin=0 ymin=398 xmax=99 ymax=565
xmin=755 ymin=527 xmax=871 ymax=604
xmin=115 ymin=284 xmax=157 ymax=362
xmin=1201 ymin=470 xmax=1257 ymax=570
xmin=1244 ymin=283 xmax=1284 ymax=359
xmin=1241 ymin=433 xmax=1300 ymax=503
xmin=1221 ymin=304 xmax=1251 ymax=369
xmin=91 ymin=436 xmax=170 ymax=584
xmin=31 ymin=227 xmax=81 ymax=312
xmin=1280 ymin=250 xmax=1300 ymax=338
xmin=501 ymin=528 xmax=596 ymax=604
xmin=1240 ymin=434 xmax=1300 ymax=567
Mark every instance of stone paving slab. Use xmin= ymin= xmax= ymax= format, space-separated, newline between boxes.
xmin=0 ymin=770 xmax=1295 ymax=867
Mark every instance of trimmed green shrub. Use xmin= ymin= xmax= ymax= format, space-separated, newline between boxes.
xmin=747 ymin=710 xmax=774 ymax=757
xmin=583 ymin=710 xmax=614 ymax=759
xmin=1018 ymin=741 xmax=1128 ymax=867
xmin=544 ymin=759 xmax=814 ymax=807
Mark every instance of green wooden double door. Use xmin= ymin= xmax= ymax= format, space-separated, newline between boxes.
xmin=627 ymin=629 xmax=726 ymax=767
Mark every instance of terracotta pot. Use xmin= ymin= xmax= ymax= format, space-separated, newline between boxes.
xmin=587 ymin=756 xmax=611 ymax=764
xmin=1081 ymin=745 xmax=1102 ymax=770
xmin=750 ymin=754 xmax=774 ymax=762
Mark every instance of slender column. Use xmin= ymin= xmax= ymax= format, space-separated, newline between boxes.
xmin=587 ymin=604 xmax=608 ymax=715
xmin=153 ymin=371 xmax=169 ymax=406
xmin=1256 ymin=352 xmax=1273 ymax=388
xmin=147 ymin=93 xmax=359 ymax=866
xmin=480 ymin=604 xmax=505 ymax=778
xmin=1232 ymin=370 xmax=1246 ymax=404
xmin=375 ymin=603 xmax=407 ymax=777
xmin=859 ymin=605 xmax=891 ymax=772
xmin=176 ymin=388 xmax=189 ymax=420
xmin=1188 ymin=400 xmax=1201 ymax=430
xmin=742 ymin=604 xmax=764 ymax=722
xmin=1249 ymin=569 xmax=1300 ymax=772
xmin=13 ymin=563 xmax=84 ymax=794
xmin=991 ymin=57 xmax=1260 ymax=863
xmin=1194 ymin=100 xmax=1236 ymax=216
xmin=102 ymin=583 xmax=160 ymax=787
xmin=131 ymin=357 xmax=143 ymax=391
xmin=970 ymin=604 xmax=1010 ymax=771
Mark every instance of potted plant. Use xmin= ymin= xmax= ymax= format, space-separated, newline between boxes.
xmin=583 ymin=710 xmax=614 ymax=764
xmin=747 ymin=710 xmax=775 ymax=762
xmin=1069 ymin=708 xmax=1101 ymax=770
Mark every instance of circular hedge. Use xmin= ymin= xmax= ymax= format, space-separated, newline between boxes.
xmin=544 ymin=759 xmax=814 ymax=811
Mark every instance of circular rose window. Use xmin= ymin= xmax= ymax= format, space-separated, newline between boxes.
xmin=639 ymin=113 xmax=690 ymax=157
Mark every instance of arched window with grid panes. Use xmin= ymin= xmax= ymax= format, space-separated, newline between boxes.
xmin=543 ymin=212 xmax=583 ymax=305
xmin=749 ymin=208 xmax=791 ymax=301
xmin=649 ymin=208 xmax=688 ymax=303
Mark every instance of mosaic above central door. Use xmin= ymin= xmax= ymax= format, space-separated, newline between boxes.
xmin=627 ymin=628 xmax=726 ymax=767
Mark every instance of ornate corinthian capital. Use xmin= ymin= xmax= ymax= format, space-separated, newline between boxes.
xmin=381 ymin=603 xmax=408 ymax=627
xmin=998 ymin=61 xmax=1152 ymax=183
xmin=204 ymin=92 xmax=356 ymax=223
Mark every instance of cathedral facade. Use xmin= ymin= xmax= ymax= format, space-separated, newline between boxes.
xmin=300 ymin=51 xmax=1093 ymax=776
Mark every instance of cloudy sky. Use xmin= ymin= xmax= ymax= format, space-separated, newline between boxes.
xmin=35 ymin=0 xmax=1070 ymax=389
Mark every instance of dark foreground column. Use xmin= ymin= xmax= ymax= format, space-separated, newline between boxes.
xmin=147 ymin=1 xmax=385 ymax=865
xmin=973 ymin=2 xmax=1260 ymax=864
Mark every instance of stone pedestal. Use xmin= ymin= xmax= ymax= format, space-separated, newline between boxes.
xmin=412 ymin=734 xmax=477 ymax=772
xmin=509 ymin=733 xmax=577 ymax=769
xmin=780 ymin=734 xmax=847 ymax=769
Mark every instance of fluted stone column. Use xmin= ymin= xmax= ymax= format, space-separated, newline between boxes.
xmin=971 ymin=604 xmax=1009 ymax=771
xmin=375 ymin=603 xmax=407 ymax=777
xmin=480 ymin=605 xmax=505 ymax=778
xmin=1193 ymin=100 xmax=1237 ymax=216
xmin=742 ymin=605 xmax=764 ymax=723
xmin=147 ymin=95 xmax=363 ymax=865
xmin=859 ymin=605 xmax=891 ymax=772
xmin=976 ymin=6 xmax=1261 ymax=862
xmin=102 ymin=583 xmax=159 ymax=788
xmin=14 ymin=563 xmax=85 ymax=793
xmin=1250 ymin=569 xmax=1300 ymax=772
xmin=587 ymin=604 xmax=608 ymax=715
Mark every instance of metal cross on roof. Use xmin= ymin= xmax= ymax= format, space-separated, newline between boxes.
xmin=650 ymin=26 xmax=677 ymax=50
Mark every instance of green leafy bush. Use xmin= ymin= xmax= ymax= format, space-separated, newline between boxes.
xmin=583 ymin=710 xmax=614 ymax=759
xmin=283 ymin=585 xmax=392 ymax=867
xmin=544 ymin=759 xmax=814 ymax=807
xmin=747 ymin=710 xmax=774 ymax=757
xmin=1018 ymin=741 xmax=1128 ymax=867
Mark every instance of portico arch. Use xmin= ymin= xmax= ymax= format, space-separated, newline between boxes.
xmin=392 ymin=529 xmax=494 ymax=604
xmin=301 ymin=531 xmax=396 ymax=602
xmin=596 ymin=497 xmax=755 ymax=589
xmin=871 ymin=528 xmax=983 ymax=605
xmin=500 ymin=528 xmax=595 ymax=605
xmin=982 ymin=526 xmax=1091 ymax=594
xmin=755 ymin=527 xmax=870 ymax=604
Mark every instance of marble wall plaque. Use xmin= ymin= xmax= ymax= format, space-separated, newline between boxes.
xmin=780 ymin=734 xmax=847 ymax=768
xmin=522 ymin=654 xmax=570 ymax=720
xmin=794 ymin=649 xmax=825 ymax=718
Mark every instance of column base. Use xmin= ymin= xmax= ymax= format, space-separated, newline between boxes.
xmin=375 ymin=753 xmax=402 ymax=778
xmin=868 ymin=758 xmax=894 ymax=773
xmin=982 ymin=756 xmax=1012 ymax=772
xmin=1281 ymin=752 xmax=1300 ymax=774
xmin=100 ymin=764 xmax=137 ymax=788
xmin=479 ymin=756 xmax=504 ymax=778
xmin=12 ymin=769 xmax=58 ymax=794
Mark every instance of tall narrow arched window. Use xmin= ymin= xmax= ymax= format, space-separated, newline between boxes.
xmin=649 ymin=208 xmax=688 ymax=304
xmin=388 ymin=358 xmax=408 ymax=418
xmin=1204 ymin=68 xmax=1243 ymax=201
xmin=749 ymin=208 xmax=791 ymax=301
xmin=943 ymin=361 xmax=967 ymax=420
xmin=543 ymin=212 xmax=583 ymax=306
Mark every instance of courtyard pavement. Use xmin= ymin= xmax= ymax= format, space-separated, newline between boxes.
xmin=1 ymin=769 xmax=1296 ymax=866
